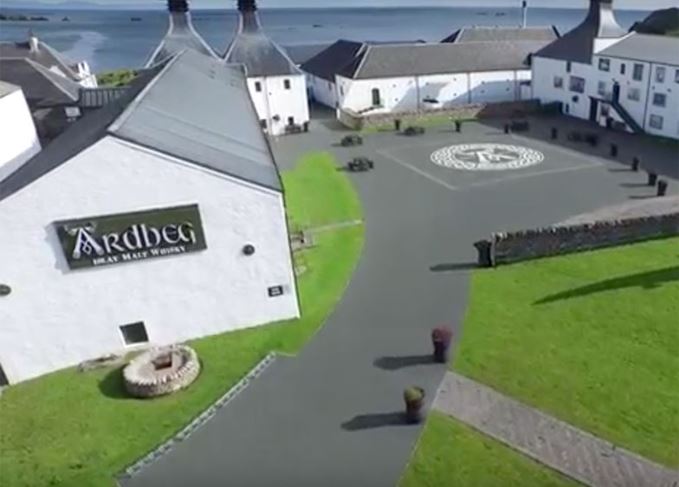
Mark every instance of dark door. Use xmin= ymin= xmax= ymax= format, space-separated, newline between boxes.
xmin=612 ymin=83 xmax=621 ymax=103
xmin=589 ymin=98 xmax=599 ymax=122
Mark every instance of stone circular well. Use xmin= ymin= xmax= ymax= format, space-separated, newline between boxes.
xmin=431 ymin=143 xmax=544 ymax=171
xmin=123 ymin=345 xmax=200 ymax=398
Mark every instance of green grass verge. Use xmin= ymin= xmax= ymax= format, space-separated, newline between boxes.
xmin=0 ymin=154 xmax=364 ymax=487
xmin=362 ymin=115 xmax=477 ymax=134
xmin=96 ymin=69 xmax=137 ymax=87
xmin=454 ymin=237 xmax=679 ymax=467
xmin=282 ymin=152 xmax=362 ymax=231
xmin=400 ymin=412 xmax=579 ymax=487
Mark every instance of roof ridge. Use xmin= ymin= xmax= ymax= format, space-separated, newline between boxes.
xmin=24 ymin=58 xmax=79 ymax=101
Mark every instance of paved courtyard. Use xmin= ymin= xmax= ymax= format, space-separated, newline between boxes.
xmin=121 ymin=116 xmax=678 ymax=487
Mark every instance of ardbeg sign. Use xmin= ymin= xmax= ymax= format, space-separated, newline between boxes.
xmin=55 ymin=204 xmax=207 ymax=270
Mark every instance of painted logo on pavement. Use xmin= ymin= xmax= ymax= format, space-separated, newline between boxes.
xmin=431 ymin=144 xmax=544 ymax=171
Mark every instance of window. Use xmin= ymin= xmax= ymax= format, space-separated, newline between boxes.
xmin=598 ymin=58 xmax=610 ymax=72
xmin=633 ymin=63 xmax=644 ymax=81
xmin=371 ymin=88 xmax=381 ymax=106
xmin=566 ymin=61 xmax=572 ymax=73
xmin=597 ymin=81 xmax=607 ymax=96
xmin=569 ymin=76 xmax=586 ymax=94
xmin=284 ymin=79 xmax=291 ymax=90
xmin=0 ymin=364 xmax=8 ymax=387
xmin=620 ymin=63 xmax=626 ymax=75
xmin=627 ymin=87 xmax=641 ymax=101
xmin=553 ymin=76 xmax=564 ymax=89
xmin=649 ymin=114 xmax=664 ymax=130
xmin=120 ymin=322 xmax=149 ymax=346
xmin=260 ymin=119 xmax=267 ymax=129
xmin=254 ymin=81 xmax=262 ymax=92
xmin=675 ymin=69 xmax=679 ymax=84
xmin=655 ymin=67 xmax=666 ymax=83
xmin=653 ymin=93 xmax=667 ymax=107
xmin=287 ymin=116 xmax=295 ymax=125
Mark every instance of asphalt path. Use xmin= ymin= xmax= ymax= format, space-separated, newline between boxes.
xmin=122 ymin=118 xmax=676 ymax=487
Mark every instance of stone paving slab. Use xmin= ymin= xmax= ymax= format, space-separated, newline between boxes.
xmin=434 ymin=372 xmax=679 ymax=487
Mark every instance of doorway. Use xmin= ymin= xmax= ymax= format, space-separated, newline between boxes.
xmin=589 ymin=98 xmax=599 ymax=122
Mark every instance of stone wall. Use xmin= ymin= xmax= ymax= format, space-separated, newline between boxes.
xmin=475 ymin=212 xmax=679 ymax=267
xmin=338 ymin=100 xmax=541 ymax=131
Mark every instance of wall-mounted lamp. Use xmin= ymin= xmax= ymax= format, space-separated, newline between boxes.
xmin=0 ymin=284 xmax=11 ymax=297
xmin=243 ymin=244 xmax=256 ymax=256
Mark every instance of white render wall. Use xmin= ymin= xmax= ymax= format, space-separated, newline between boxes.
xmin=246 ymin=74 xmax=309 ymax=136
xmin=337 ymin=70 xmax=531 ymax=115
xmin=307 ymin=74 xmax=337 ymax=108
xmin=532 ymin=56 xmax=595 ymax=120
xmin=0 ymin=88 xmax=41 ymax=182
xmin=0 ymin=136 xmax=299 ymax=384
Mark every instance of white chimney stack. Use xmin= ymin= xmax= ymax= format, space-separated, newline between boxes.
xmin=28 ymin=31 xmax=39 ymax=52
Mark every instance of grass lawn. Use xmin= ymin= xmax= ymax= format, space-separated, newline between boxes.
xmin=454 ymin=237 xmax=679 ymax=467
xmin=0 ymin=154 xmax=364 ymax=487
xmin=282 ymin=151 xmax=362 ymax=230
xmin=96 ymin=69 xmax=138 ymax=87
xmin=400 ymin=412 xmax=579 ymax=487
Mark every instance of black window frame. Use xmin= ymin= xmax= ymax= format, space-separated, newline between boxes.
xmin=120 ymin=322 xmax=149 ymax=346
xmin=371 ymin=88 xmax=381 ymax=106
xmin=254 ymin=81 xmax=262 ymax=92
xmin=553 ymin=76 xmax=564 ymax=89
xmin=649 ymin=114 xmax=663 ymax=130
xmin=598 ymin=58 xmax=610 ymax=72
xmin=655 ymin=66 xmax=666 ymax=83
xmin=632 ymin=63 xmax=644 ymax=81
xmin=569 ymin=76 xmax=586 ymax=94
xmin=620 ymin=63 xmax=626 ymax=75
xmin=284 ymin=79 xmax=291 ymax=90
xmin=652 ymin=92 xmax=667 ymax=107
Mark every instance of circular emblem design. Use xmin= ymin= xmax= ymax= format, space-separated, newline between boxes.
xmin=431 ymin=144 xmax=544 ymax=171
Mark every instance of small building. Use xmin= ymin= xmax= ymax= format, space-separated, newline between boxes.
xmin=0 ymin=33 xmax=97 ymax=88
xmin=0 ymin=82 xmax=41 ymax=181
xmin=145 ymin=0 xmax=217 ymax=67
xmin=532 ymin=0 xmax=679 ymax=140
xmin=224 ymin=0 xmax=310 ymax=136
xmin=0 ymin=50 xmax=299 ymax=385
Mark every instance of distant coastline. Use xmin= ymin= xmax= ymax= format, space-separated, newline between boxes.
xmin=0 ymin=13 xmax=49 ymax=21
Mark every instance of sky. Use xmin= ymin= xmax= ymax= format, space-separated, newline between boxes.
xmin=27 ymin=0 xmax=679 ymax=9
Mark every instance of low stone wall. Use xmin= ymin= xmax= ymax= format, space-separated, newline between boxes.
xmin=338 ymin=100 xmax=541 ymax=130
xmin=123 ymin=345 xmax=201 ymax=398
xmin=475 ymin=212 xmax=679 ymax=267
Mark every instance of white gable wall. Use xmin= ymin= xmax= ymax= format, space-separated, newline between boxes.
xmin=0 ymin=136 xmax=299 ymax=384
xmin=0 ymin=88 xmax=41 ymax=182
xmin=338 ymin=70 xmax=530 ymax=115
xmin=532 ymin=56 xmax=595 ymax=120
xmin=307 ymin=74 xmax=337 ymax=108
xmin=246 ymin=74 xmax=309 ymax=136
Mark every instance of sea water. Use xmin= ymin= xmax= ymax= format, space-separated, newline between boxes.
xmin=0 ymin=7 xmax=648 ymax=72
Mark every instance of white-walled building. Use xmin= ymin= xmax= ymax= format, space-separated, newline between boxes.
xmin=0 ymin=33 xmax=97 ymax=88
xmin=304 ymin=40 xmax=547 ymax=117
xmin=145 ymin=0 xmax=217 ymax=67
xmin=532 ymin=0 xmax=679 ymax=140
xmin=0 ymin=50 xmax=299 ymax=385
xmin=0 ymin=82 xmax=41 ymax=181
xmin=224 ymin=0 xmax=309 ymax=136
xmin=301 ymin=23 xmax=558 ymax=119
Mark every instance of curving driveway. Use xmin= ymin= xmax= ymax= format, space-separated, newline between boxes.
xmin=121 ymin=116 xmax=677 ymax=487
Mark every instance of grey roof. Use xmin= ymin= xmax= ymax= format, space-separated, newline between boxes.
xmin=442 ymin=26 xmax=560 ymax=43
xmin=0 ymin=38 xmax=80 ymax=81
xmin=0 ymin=58 xmax=80 ymax=107
xmin=145 ymin=11 xmax=217 ymax=67
xmin=0 ymin=80 xmax=20 ymax=98
xmin=300 ymin=40 xmax=366 ymax=81
xmin=0 ymin=50 xmax=281 ymax=203
xmin=78 ymin=87 xmax=130 ymax=108
xmin=283 ymin=43 xmax=332 ymax=66
xmin=536 ymin=0 xmax=626 ymax=64
xmin=224 ymin=9 xmax=300 ymax=77
xmin=347 ymin=41 xmax=545 ymax=79
xmin=597 ymin=33 xmax=679 ymax=66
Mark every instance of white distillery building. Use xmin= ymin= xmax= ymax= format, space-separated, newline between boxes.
xmin=530 ymin=0 xmax=679 ymax=140
xmin=0 ymin=50 xmax=299 ymax=385
xmin=224 ymin=0 xmax=309 ymax=136
xmin=145 ymin=0 xmax=217 ymax=67
xmin=0 ymin=82 xmax=41 ymax=181
xmin=301 ymin=25 xmax=557 ymax=117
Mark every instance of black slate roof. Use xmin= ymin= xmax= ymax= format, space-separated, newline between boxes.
xmin=300 ymin=40 xmax=366 ymax=81
xmin=345 ymin=41 xmax=545 ymax=80
xmin=0 ymin=58 xmax=80 ymax=107
xmin=442 ymin=26 xmax=560 ymax=43
xmin=597 ymin=33 xmax=679 ymax=67
xmin=224 ymin=8 xmax=300 ymax=77
xmin=0 ymin=50 xmax=282 ymax=203
xmin=535 ymin=0 xmax=625 ymax=64
xmin=283 ymin=43 xmax=333 ymax=66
